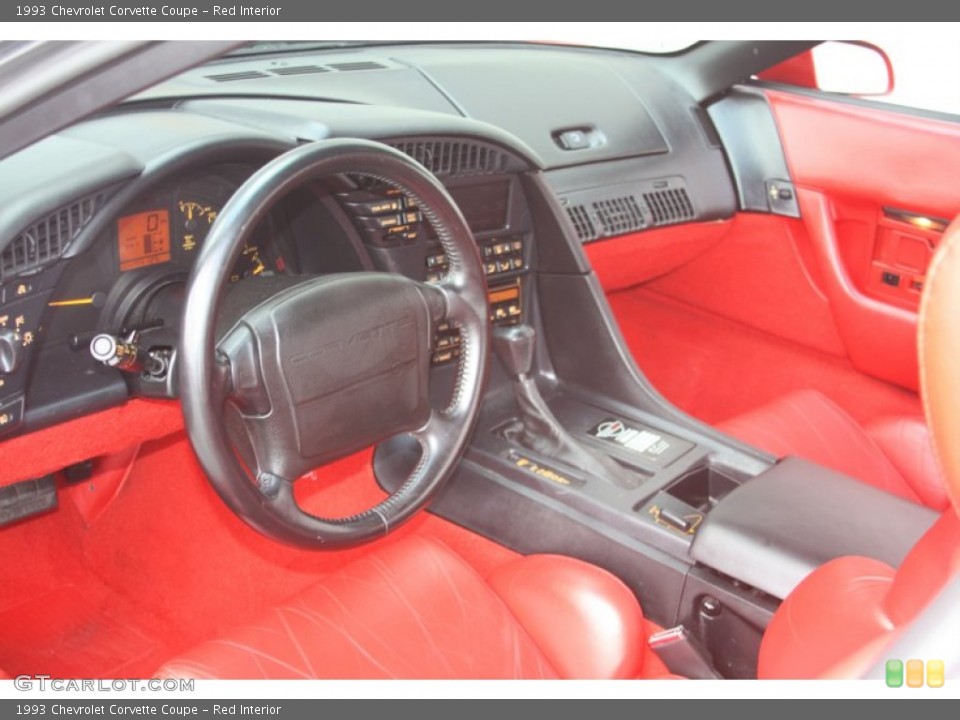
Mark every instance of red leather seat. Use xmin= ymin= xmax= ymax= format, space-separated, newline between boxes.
xmin=756 ymin=215 xmax=960 ymax=677
xmin=720 ymin=389 xmax=949 ymax=510
xmin=758 ymin=510 xmax=960 ymax=678
xmin=156 ymin=536 xmax=673 ymax=680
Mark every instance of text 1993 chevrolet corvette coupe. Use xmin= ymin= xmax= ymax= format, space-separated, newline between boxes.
xmin=0 ymin=38 xmax=957 ymax=682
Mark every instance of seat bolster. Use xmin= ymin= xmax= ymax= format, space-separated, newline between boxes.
xmin=156 ymin=537 xmax=557 ymax=680
xmin=758 ymin=555 xmax=896 ymax=679
xmin=487 ymin=554 xmax=648 ymax=679
xmin=867 ymin=417 xmax=950 ymax=511
xmin=720 ymin=390 xmax=923 ymax=505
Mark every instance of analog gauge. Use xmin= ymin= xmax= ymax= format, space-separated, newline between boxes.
xmin=177 ymin=199 xmax=219 ymax=254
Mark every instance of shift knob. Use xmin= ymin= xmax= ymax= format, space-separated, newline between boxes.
xmin=493 ymin=323 xmax=536 ymax=379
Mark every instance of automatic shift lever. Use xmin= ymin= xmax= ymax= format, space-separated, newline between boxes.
xmin=493 ymin=324 xmax=639 ymax=489
xmin=492 ymin=324 xmax=536 ymax=379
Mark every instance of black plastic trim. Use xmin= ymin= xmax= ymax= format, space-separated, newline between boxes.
xmin=708 ymin=87 xmax=798 ymax=216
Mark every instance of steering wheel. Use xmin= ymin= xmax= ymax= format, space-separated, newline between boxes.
xmin=179 ymin=139 xmax=490 ymax=548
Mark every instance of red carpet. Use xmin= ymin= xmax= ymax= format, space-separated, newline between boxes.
xmin=0 ymin=434 xmax=519 ymax=678
xmin=607 ymin=288 xmax=922 ymax=426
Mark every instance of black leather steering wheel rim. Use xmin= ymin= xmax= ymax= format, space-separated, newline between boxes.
xmin=179 ymin=139 xmax=489 ymax=548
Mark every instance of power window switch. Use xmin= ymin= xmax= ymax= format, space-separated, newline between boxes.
xmin=881 ymin=271 xmax=901 ymax=288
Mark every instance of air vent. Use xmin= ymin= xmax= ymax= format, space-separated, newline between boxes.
xmin=328 ymin=61 xmax=387 ymax=72
xmin=269 ymin=65 xmax=330 ymax=76
xmin=559 ymin=177 xmax=695 ymax=242
xmin=566 ymin=205 xmax=597 ymax=242
xmin=1 ymin=194 xmax=103 ymax=282
xmin=391 ymin=140 xmax=509 ymax=177
xmin=643 ymin=188 xmax=695 ymax=226
xmin=592 ymin=196 xmax=645 ymax=237
xmin=205 ymin=70 xmax=271 ymax=83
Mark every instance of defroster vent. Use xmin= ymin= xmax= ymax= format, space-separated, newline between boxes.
xmin=205 ymin=70 xmax=270 ymax=83
xmin=269 ymin=65 xmax=330 ymax=76
xmin=1 ymin=193 xmax=104 ymax=282
xmin=205 ymin=59 xmax=391 ymax=83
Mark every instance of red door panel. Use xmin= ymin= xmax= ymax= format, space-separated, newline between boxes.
xmin=766 ymin=90 xmax=960 ymax=219
xmin=765 ymin=88 xmax=960 ymax=390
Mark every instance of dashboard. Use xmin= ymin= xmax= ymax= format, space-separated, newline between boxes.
xmin=0 ymin=43 xmax=740 ymax=439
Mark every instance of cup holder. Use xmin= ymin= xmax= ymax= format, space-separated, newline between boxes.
xmin=665 ymin=466 xmax=740 ymax=513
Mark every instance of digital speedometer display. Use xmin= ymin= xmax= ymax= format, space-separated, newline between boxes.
xmin=117 ymin=209 xmax=171 ymax=272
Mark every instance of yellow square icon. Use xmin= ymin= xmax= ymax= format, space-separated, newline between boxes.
xmin=906 ymin=659 xmax=924 ymax=688
xmin=927 ymin=660 xmax=945 ymax=688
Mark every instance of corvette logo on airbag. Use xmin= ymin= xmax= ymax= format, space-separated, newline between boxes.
xmin=288 ymin=316 xmax=415 ymax=368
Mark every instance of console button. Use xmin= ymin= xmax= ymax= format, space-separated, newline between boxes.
xmin=432 ymin=350 xmax=453 ymax=365
xmin=343 ymin=198 xmax=403 ymax=215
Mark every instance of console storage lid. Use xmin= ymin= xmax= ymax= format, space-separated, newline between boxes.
xmin=689 ymin=458 xmax=938 ymax=599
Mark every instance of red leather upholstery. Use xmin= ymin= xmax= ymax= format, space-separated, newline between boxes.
xmin=758 ymin=555 xmax=896 ymax=679
xmin=865 ymin=417 xmax=949 ymax=511
xmin=156 ymin=536 xmax=663 ymax=679
xmin=720 ymin=389 xmax=948 ymax=510
xmin=760 ymin=215 xmax=960 ymax=678
xmin=489 ymin=554 xmax=650 ymax=679
xmin=759 ymin=510 xmax=960 ymax=678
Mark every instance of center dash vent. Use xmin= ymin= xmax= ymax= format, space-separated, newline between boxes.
xmin=1 ymin=193 xmax=104 ymax=283
xmin=565 ymin=205 xmax=597 ymax=242
xmin=205 ymin=70 xmax=270 ymax=83
xmin=559 ymin=177 xmax=696 ymax=242
xmin=643 ymin=187 xmax=695 ymax=226
xmin=390 ymin=140 xmax=510 ymax=177
xmin=327 ymin=61 xmax=387 ymax=72
xmin=592 ymin=196 xmax=645 ymax=237
xmin=269 ymin=65 xmax=330 ymax=76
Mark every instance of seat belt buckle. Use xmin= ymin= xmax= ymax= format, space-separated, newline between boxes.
xmin=649 ymin=625 xmax=722 ymax=679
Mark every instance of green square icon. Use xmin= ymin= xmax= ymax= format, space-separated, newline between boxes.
xmin=886 ymin=659 xmax=904 ymax=688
